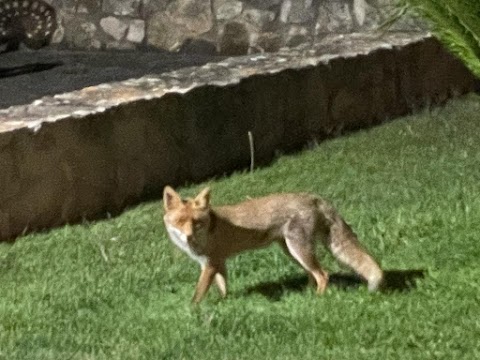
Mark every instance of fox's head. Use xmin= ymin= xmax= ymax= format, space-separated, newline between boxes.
xmin=163 ymin=186 xmax=211 ymax=252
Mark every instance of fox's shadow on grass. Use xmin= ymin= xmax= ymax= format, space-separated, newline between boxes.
xmin=244 ymin=269 xmax=426 ymax=301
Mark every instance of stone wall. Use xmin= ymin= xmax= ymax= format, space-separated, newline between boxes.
xmin=0 ymin=33 xmax=475 ymax=241
xmin=47 ymin=0 xmax=424 ymax=53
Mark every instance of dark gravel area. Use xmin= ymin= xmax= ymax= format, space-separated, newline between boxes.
xmin=0 ymin=48 xmax=224 ymax=109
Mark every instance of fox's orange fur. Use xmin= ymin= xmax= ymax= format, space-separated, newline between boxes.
xmin=163 ymin=186 xmax=383 ymax=303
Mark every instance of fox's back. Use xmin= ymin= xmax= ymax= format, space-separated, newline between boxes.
xmin=213 ymin=193 xmax=322 ymax=230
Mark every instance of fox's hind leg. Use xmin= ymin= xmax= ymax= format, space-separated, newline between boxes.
xmin=281 ymin=218 xmax=329 ymax=294
xmin=284 ymin=238 xmax=328 ymax=293
xmin=278 ymin=241 xmax=316 ymax=287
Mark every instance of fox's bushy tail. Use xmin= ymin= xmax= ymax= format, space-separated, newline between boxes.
xmin=316 ymin=199 xmax=384 ymax=291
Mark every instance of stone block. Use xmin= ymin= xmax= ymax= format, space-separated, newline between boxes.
xmin=61 ymin=0 xmax=101 ymax=13
xmin=256 ymin=32 xmax=283 ymax=52
xmin=62 ymin=15 xmax=101 ymax=49
xmin=219 ymin=21 xmax=251 ymax=55
xmin=286 ymin=0 xmax=315 ymax=24
xmin=147 ymin=1 xmax=213 ymax=52
xmin=100 ymin=16 xmax=128 ymax=41
xmin=147 ymin=12 xmax=184 ymax=51
xmin=143 ymin=0 xmax=169 ymax=13
xmin=286 ymin=25 xmax=310 ymax=47
xmin=216 ymin=0 xmax=243 ymax=21
xmin=102 ymin=0 xmax=142 ymax=16
xmin=166 ymin=0 xmax=213 ymax=34
xmin=242 ymin=9 xmax=276 ymax=30
xmin=126 ymin=19 xmax=145 ymax=43
xmin=243 ymin=0 xmax=282 ymax=10
xmin=316 ymin=0 xmax=354 ymax=33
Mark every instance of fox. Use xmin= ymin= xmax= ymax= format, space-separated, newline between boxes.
xmin=163 ymin=186 xmax=384 ymax=304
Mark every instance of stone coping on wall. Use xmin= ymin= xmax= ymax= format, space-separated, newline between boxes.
xmin=0 ymin=32 xmax=435 ymax=132
xmin=0 ymin=32 xmax=476 ymax=240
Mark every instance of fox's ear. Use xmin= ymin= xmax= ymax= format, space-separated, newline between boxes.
xmin=194 ymin=187 xmax=211 ymax=209
xmin=163 ymin=186 xmax=182 ymax=211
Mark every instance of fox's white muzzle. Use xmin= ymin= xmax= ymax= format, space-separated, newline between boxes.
xmin=165 ymin=223 xmax=207 ymax=266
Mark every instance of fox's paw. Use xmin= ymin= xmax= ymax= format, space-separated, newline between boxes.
xmin=367 ymin=271 xmax=384 ymax=292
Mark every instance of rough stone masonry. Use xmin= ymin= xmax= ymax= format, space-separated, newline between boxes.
xmin=43 ymin=0 xmax=424 ymax=53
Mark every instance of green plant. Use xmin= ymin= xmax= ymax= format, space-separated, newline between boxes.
xmin=389 ymin=0 xmax=480 ymax=78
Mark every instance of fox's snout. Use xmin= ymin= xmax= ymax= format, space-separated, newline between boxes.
xmin=184 ymin=228 xmax=196 ymax=245
xmin=168 ymin=222 xmax=194 ymax=243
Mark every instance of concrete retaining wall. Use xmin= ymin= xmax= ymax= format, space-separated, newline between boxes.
xmin=0 ymin=33 xmax=476 ymax=240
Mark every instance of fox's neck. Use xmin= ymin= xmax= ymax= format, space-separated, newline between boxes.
xmin=207 ymin=207 xmax=270 ymax=257
xmin=209 ymin=207 xmax=255 ymax=232
xmin=209 ymin=207 xmax=243 ymax=234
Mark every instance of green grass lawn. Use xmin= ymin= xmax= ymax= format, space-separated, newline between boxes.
xmin=2 ymin=94 xmax=480 ymax=359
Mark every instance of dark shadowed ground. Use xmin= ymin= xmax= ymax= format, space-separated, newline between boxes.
xmin=0 ymin=48 xmax=224 ymax=109
xmin=244 ymin=269 xmax=427 ymax=301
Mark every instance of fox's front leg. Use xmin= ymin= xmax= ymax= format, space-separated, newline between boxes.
xmin=192 ymin=264 xmax=216 ymax=304
xmin=214 ymin=263 xmax=227 ymax=298
xmin=192 ymin=262 xmax=228 ymax=304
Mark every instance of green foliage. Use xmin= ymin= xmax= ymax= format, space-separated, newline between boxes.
xmin=393 ymin=0 xmax=480 ymax=78
xmin=2 ymin=95 xmax=480 ymax=359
